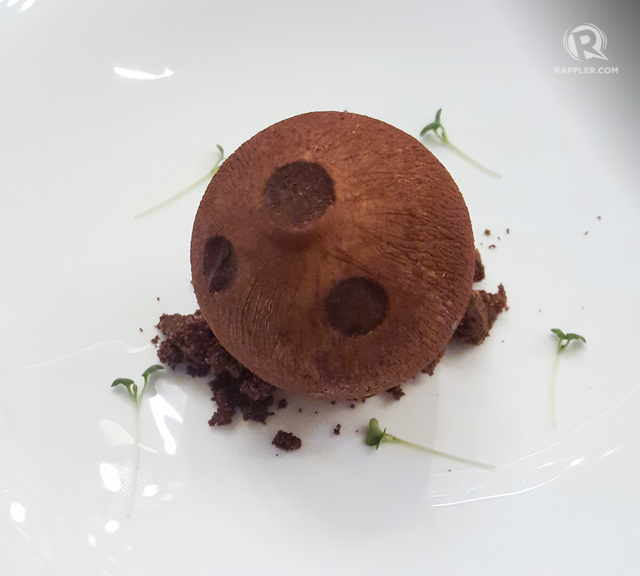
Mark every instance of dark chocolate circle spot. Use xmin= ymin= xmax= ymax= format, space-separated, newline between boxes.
xmin=264 ymin=161 xmax=334 ymax=227
xmin=202 ymin=236 xmax=237 ymax=293
xmin=324 ymin=277 xmax=388 ymax=337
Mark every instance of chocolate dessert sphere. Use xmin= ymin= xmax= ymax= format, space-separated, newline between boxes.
xmin=191 ymin=111 xmax=475 ymax=399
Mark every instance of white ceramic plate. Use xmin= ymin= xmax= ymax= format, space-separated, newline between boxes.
xmin=2 ymin=1 xmax=639 ymax=574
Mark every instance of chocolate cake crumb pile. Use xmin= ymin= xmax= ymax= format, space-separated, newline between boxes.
xmin=152 ymin=249 xmax=507 ymax=447
xmin=454 ymin=285 xmax=508 ymax=345
xmin=453 ymin=249 xmax=508 ymax=345
xmin=333 ymin=424 xmax=342 ymax=436
xmin=386 ymin=386 xmax=405 ymax=400
xmin=208 ymin=371 xmax=275 ymax=426
xmin=157 ymin=311 xmax=238 ymax=377
xmin=272 ymin=430 xmax=302 ymax=451
xmin=155 ymin=311 xmax=276 ymax=426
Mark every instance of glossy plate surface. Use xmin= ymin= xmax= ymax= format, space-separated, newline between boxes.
xmin=2 ymin=1 xmax=639 ymax=574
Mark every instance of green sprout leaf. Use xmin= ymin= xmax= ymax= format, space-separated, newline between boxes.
xmin=111 ymin=378 xmax=136 ymax=387
xmin=364 ymin=418 xmax=495 ymax=470
xmin=142 ymin=364 xmax=165 ymax=381
xmin=111 ymin=377 xmax=136 ymax=398
xmin=111 ymin=364 xmax=164 ymax=406
xmin=420 ymin=108 xmax=500 ymax=178
xmin=364 ymin=418 xmax=387 ymax=449
xmin=551 ymin=328 xmax=586 ymax=353
xmin=549 ymin=328 xmax=586 ymax=426
xmin=134 ymin=145 xmax=225 ymax=218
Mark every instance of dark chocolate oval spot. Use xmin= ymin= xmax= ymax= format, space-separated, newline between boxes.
xmin=264 ymin=161 xmax=334 ymax=227
xmin=202 ymin=236 xmax=237 ymax=293
xmin=324 ymin=277 xmax=388 ymax=337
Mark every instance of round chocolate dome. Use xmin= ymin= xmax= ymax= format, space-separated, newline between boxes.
xmin=191 ymin=111 xmax=475 ymax=399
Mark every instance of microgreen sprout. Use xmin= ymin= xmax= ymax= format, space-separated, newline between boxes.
xmin=112 ymin=364 xmax=164 ymax=406
xmin=365 ymin=418 xmax=495 ymax=470
xmin=134 ymin=145 xmax=225 ymax=218
xmin=549 ymin=328 xmax=586 ymax=426
xmin=420 ymin=108 xmax=500 ymax=178
xmin=111 ymin=364 xmax=164 ymax=517
xmin=550 ymin=328 xmax=586 ymax=352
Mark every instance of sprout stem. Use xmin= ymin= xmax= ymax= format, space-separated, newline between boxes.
xmin=420 ymin=108 xmax=500 ymax=178
xmin=550 ymin=351 xmax=561 ymax=428
xmin=388 ymin=434 xmax=496 ymax=470
xmin=549 ymin=329 xmax=586 ymax=428
xmin=127 ymin=401 xmax=142 ymax=519
xmin=134 ymin=145 xmax=224 ymax=219
xmin=442 ymin=140 xmax=502 ymax=179
xmin=365 ymin=418 xmax=495 ymax=470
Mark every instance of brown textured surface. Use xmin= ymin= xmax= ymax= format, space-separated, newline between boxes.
xmin=454 ymin=284 xmax=508 ymax=345
xmin=191 ymin=111 xmax=476 ymax=399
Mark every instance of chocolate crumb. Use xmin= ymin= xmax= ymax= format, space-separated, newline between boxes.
xmin=386 ymin=385 xmax=405 ymax=400
xmin=454 ymin=284 xmax=508 ymax=345
xmin=333 ymin=424 xmax=342 ymax=436
xmin=506 ymin=228 xmax=510 ymax=234
xmin=139 ymin=328 xmax=143 ymax=332
xmin=208 ymin=371 xmax=275 ymax=425
xmin=272 ymin=430 xmax=302 ymax=451
xmin=488 ymin=244 xmax=496 ymax=250
xmin=150 ymin=335 xmax=159 ymax=346
xmin=277 ymin=398 xmax=288 ymax=410
xmin=156 ymin=311 xmax=229 ymax=376
xmin=155 ymin=311 xmax=276 ymax=425
xmin=484 ymin=229 xmax=491 ymax=236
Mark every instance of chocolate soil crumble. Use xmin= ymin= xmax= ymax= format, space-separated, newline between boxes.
xmin=154 ymin=249 xmax=506 ymax=429
xmin=156 ymin=311 xmax=276 ymax=426
xmin=272 ymin=430 xmax=302 ymax=452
